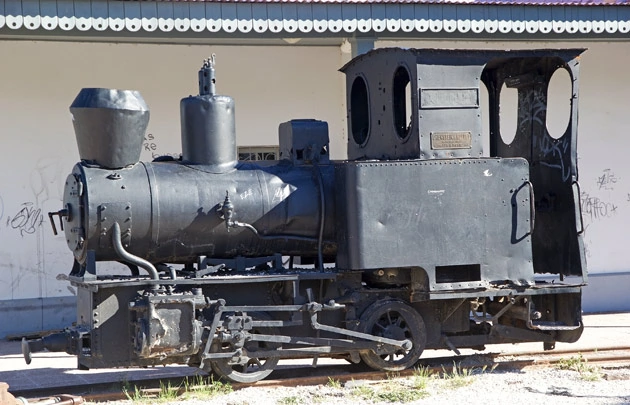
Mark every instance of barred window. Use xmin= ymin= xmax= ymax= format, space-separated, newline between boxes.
xmin=238 ymin=146 xmax=279 ymax=161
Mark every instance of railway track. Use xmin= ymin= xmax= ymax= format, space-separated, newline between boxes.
xmin=11 ymin=346 xmax=630 ymax=403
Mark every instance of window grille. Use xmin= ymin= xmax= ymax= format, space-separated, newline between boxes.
xmin=238 ymin=146 xmax=279 ymax=161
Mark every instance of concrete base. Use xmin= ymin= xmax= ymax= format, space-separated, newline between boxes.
xmin=0 ymin=296 xmax=76 ymax=339
xmin=582 ymin=271 xmax=630 ymax=313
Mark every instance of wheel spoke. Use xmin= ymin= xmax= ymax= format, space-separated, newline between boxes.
xmin=374 ymin=322 xmax=387 ymax=331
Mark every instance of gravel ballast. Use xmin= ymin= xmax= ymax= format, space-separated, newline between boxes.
xmin=94 ymin=365 xmax=630 ymax=405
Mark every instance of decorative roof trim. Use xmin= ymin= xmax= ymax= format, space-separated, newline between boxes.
xmin=86 ymin=0 xmax=630 ymax=5
xmin=1 ymin=0 xmax=629 ymax=35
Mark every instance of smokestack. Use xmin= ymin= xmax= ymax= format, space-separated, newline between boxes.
xmin=70 ymin=88 xmax=150 ymax=169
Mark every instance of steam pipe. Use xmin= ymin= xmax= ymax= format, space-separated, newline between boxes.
xmin=314 ymin=163 xmax=325 ymax=272
xmin=156 ymin=263 xmax=177 ymax=280
xmin=111 ymin=222 xmax=159 ymax=281
xmin=232 ymin=221 xmax=322 ymax=243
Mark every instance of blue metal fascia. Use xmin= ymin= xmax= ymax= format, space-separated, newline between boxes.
xmin=0 ymin=296 xmax=76 ymax=339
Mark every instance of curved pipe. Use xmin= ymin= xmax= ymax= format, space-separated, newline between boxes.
xmin=231 ymin=221 xmax=321 ymax=243
xmin=314 ymin=164 xmax=325 ymax=272
xmin=112 ymin=222 xmax=159 ymax=281
xmin=156 ymin=263 xmax=178 ymax=280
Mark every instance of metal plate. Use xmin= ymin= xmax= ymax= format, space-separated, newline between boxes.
xmin=98 ymin=202 xmax=132 ymax=249
xmin=335 ymin=158 xmax=534 ymax=292
xmin=420 ymin=88 xmax=479 ymax=109
xmin=430 ymin=131 xmax=472 ymax=150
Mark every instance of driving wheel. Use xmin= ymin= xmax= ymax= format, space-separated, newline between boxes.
xmin=359 ymin=299 xmax=426 ymax=371
xmin=209 ymin=312 xmax=281 ymax=383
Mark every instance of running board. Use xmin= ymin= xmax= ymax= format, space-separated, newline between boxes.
xmin=528 ymin=321 xmax=582 ymax=331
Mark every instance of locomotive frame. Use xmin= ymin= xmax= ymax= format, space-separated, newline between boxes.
xmin=23 ymin=48 xmax=587 ymax=383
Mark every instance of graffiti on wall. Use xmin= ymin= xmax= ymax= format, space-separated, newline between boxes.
xmin=579 ymin=168 xmax=627 ymax=258
xmin=0 ymin=198 xmax=45 ymax=237
xmin=581 ymin=168 xmax=623 ymax=222
xmin=143 ymin=133 xmax=181 ymax=160
xmin=580 ymin=191 xmax=618 ymax=221
xmin=596 ymin=169 xmax=618 ymax=191
xmin=5 ymin=202 xmax=44 ymax=237
xmin=0 ymin=157 xmax=66 ymax=238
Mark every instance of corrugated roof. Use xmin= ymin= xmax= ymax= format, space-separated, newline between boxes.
xmin=1 ymin=0 xmax=629 ymax=35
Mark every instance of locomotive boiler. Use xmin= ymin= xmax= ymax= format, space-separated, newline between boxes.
xmin=23 ymin=48 xmax=588 ymax=383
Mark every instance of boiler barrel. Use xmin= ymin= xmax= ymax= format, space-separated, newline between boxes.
xmin=63 ymin=161 xmax=336 ymax=264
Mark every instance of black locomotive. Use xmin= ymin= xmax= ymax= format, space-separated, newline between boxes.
xmin=23 ymin=48 xmax=587 ymax=383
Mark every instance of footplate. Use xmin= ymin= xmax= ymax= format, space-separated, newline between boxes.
xmin=528 ymin=321 xmax=582 ymax=331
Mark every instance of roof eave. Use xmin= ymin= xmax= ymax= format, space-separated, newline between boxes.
xmin=1 ymin=0 xmax=629 ymax=38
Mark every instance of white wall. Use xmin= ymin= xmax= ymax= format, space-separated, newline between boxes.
xmin=0 ymin=41 xmax=346 ymax=303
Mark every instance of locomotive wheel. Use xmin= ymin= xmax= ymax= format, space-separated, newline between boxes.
xmin=210 ymin=312 xmax=281 ymax=383
xmin=359 ymin=300 xmax=426 ymax=371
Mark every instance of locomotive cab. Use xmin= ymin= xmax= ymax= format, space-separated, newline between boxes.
xmin=339 ymin=48 xmax=586 ymax=347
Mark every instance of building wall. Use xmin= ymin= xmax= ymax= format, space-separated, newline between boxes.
xmin=0 ymin=39 xmax=628 ymax=337
xmin=0 ymin=41 xmax=346 ymax=337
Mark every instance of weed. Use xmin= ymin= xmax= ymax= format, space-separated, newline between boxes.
xmin=411 ymin=365 xmax=433 ymax=390
xmin=123 ymin=384 xmax=144 ymax=402
xmin=556 ymin=353 xmax=602 ymax=381
xmin=557 ymin=353 xmax=589 ymax=372
xmin=181 ymin=375 xmax=233 ymax=400
xmin=326 ymin=377 xmax=342 ymax=389
xmin=278 ymin=396 xmax=300 ymax=405
xmin=352 ymin=384 xmax=377 ymax=401
xmin=441 ymin=362 xmax=474 ymax=389
xmin=122 ymin=380 xmax=180 ymax=403
xmin=352 ymin=376 xmax=428 ymax=403
xmin=581 ymin=371 xmax=603 ymax=382
xmin=122 ymin=375 xmax=233 ymax=403
xmin=158 ymin=380 xmax=179 ymax=401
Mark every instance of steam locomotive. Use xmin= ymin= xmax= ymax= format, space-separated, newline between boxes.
xmin=23 ymin=48 xmax=587 ymax=383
